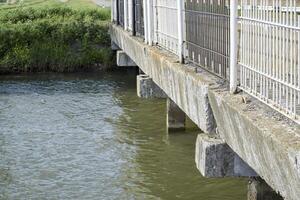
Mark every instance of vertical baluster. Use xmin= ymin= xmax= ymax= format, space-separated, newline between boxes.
xmin=263 ymin=0 xmax=266 ymax=97
xmin=278 ymin=0 xmax=282 ymax=106
xmin=238 ymin=1 xmax=245 ymax=85
xmin=230 ymin=0 xmax=238 ymax=93
xmin=298 ymin=16 xmax=300 ymax=109
xmin=288 ymin=0 xmax=292 ymax=113
xmin=143 ymin=0 xmax=148 ymax=43
xmin=292 ymin=0 xmax=297 ymax=116
xmin=178 ymin=0 xmax=184 ymax=62
xmin=284 ymin=0 xmax=289 ymax=111
xmin=271 ymin=0 xmax=275 ymax=103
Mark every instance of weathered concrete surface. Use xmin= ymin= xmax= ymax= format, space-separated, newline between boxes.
xmin=248 ymin=178 xmax=283 ymax=200
xmin=208 ymin=89 xmax=300 ymax=200
xmin=110 ymin=24 xmax=300 ymax=200
xmin=137 ymin=74 xmax=167 ymax=98
xmin=116 ymin=50 xmax=137 ymax=67
xmin=167 ymin=98 xmax=186 ymax=131
xmin=195 ymin=134 xmax=257 ymax=177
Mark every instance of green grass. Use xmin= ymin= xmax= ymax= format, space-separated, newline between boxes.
xmin=0 ymin=0 xmax=107 ymax=10
xmin=0 ymin=0 xmax=113 ymax=74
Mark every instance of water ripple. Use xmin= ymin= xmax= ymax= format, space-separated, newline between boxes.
xmin=0 ymin=72 xmax=247 ymax=200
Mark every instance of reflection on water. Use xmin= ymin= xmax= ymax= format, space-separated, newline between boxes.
xmin=0 ymin=70 xmax=247 ymax=200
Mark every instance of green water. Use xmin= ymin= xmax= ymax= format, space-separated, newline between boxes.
xmin=0 ymin=70 xmax=247 ymax=200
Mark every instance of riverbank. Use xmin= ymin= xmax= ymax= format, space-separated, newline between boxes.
xmin=0 ymin=0 xmax=113 ymax=74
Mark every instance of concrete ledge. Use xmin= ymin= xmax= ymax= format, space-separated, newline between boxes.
xmin=137 ymin=74 xmax=167 ymax=98
xmin=110 ymin=24 xmax=300 ymax=200
xmin=116 ymin=50 xmax=137 ymax=67
xmin=208 ymin=90 xmax=300 ymax=200
xmin=195 ymin=134 xmax=257 ymax=177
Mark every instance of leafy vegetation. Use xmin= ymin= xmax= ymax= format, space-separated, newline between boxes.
xmin=0 ymin=2 xmax=113 ymax=74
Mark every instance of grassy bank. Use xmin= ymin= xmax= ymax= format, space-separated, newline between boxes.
xmin=0 ymin=0 xmax=113 ymax=74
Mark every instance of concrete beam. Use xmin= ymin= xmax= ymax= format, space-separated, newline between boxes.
xmin=137 ymin=74 xmax=167 ymax=98
xmin=167 ymin=98 xmax=186 ymax=131
xmin=110 ymin=25 xmax=300 ymax=200
xmin=248 ymin=178 xmax=283 ymax=200
xmin=195 ymin=134 xmax=257 ymax=177
xmin=116 ymin=50 xmax=137 ymax=67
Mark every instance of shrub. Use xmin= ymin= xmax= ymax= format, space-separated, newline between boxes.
xmin=0 ymin=6 xmax=113 ymax=74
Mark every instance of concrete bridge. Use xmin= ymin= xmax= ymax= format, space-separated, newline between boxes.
xmin=110 ymin=1 xmax=300 ymax=200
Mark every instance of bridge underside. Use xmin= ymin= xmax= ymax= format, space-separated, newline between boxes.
xmin=110 ymin=24 xmax=300 ymax=200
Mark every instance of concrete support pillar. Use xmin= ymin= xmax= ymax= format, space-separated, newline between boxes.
xmin=195 ymin=134 xmax=257 ymax=177
xmin=116 ymin=51 xmax=137 ymax=67
xmin=167 ymin=98 xmax=186 ymax=131
xmin=248 ymin=178 xmax=283 ymax=200
xmin=137 ymin=74 xmax=167 ymax=98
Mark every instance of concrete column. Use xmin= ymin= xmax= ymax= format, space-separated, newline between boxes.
xmin=137 ymin=74 xmax=166 ymax=98
xmin=116 ymin=51 xmax=137 ymax=67
xmin=195 ymin=134 xmax=257 ymax=177
xmin=248 ymin=178 xmax=283 ymax=200
xmin=167 ymin=98 xmax=186 ymax=131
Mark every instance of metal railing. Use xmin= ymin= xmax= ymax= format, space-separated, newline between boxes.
xmin=111 ymin=0 xmax=300 ymax=124
xmin=153 ymin=0 xmax=179 ymax=55
xmin=185 ymin=0 xmax=230 ymax=79
xmin=238 ymin=0 xmax=300 ymax=122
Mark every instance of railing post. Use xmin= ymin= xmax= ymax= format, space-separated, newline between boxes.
xmin=113 ymin=0 xmax=118 ymax=23
xmin=153 ymin=0 xmax=157 ymax=43
xmin=132 ymin=0 xmax=136 ymax=35
xmin=147 ymin=0 xmax=152 ymax=45
xmin=143 ymin=0 xmax=148 ymax=44
xmin=124 ymin=0 xmax=128 ymax=30
xmin=177 ymin=0 xmax=184 ymax=63
xmin=116 ymin=0 xmax=120 ymax=25
xmin=111 ymin=0 xmax=114 ymax=22
xmin=230 ymin=0 xmax=238 ymax=93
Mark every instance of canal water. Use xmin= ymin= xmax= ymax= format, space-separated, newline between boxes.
xmin=0 ymin=70 xmax=247 ymax=200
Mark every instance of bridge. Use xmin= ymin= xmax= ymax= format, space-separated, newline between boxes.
xmin=110 ymin=1 xmax=300 ymax=200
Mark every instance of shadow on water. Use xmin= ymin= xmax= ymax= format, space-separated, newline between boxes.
xmin=0 ymin=69 xmax=247 ymax=200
